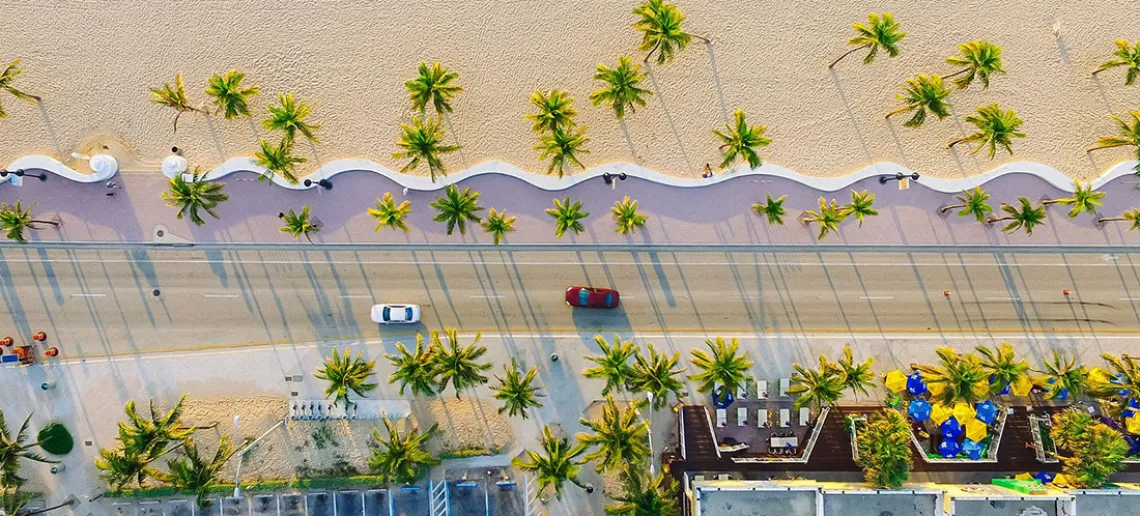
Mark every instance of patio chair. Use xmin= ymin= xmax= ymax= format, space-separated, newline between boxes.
xmin=756 ymin=380 xmax=769 ymax=399
xmin=799 ymin=407 xmax=810 ymax=426
xmin=779 ymin=377 xmax=790 ymax=397
xmin=757 ymin=408 xmax=768 ymax=428
xmin=779 ymin=408 xmax=790 ymax=428
xmin=737 ymin=407 xmax=748 ymax=426
xmin=737 ymin=381 xmax=749 ymax=400
xmin=716 ymin=408 xmax=727 ymax=428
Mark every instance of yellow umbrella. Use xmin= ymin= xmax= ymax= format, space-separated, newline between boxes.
xmin=1011 ymin=375 xmax=1033 ymax=397
xmin=953 ymin=402 xmax=976 ymax=423
xmin=1089 ymin=367 xmax=1113 ymax=384
xmin=972 ymin=380 xmax=991 ymax=398
xmin=1128 ymin=414 xmax=1140 ymax=435
xmin=965 ymin=418 xmax=988 ymax=441
xmin=930 ymin=403 xmax=952 ymax=425
xmin=928 ymin=382 xmax=947 ymax=399
xmin=1052 ymin=474 xmax=1070 ymax=487
xmin=1014 ymin=472 xmax=1033 ymax=481
xmin=884 ymin=370 xmax=907 ymax=393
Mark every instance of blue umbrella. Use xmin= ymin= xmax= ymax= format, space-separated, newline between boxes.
xmin=1126 ymin=436 xmax=1140 ymax=456
xmin=1033 ymin=471 xmax=1056 ymax=483
xmin=711 ymin=387 xmax=734 ymax=409
xmin=908 ymin=399 xmax=932 ymax=422
xmin=938 ymin=438 xmax=961 ymax=458
xmin=907 ymin=372 xmax=927 ymax=396
xmin=975 ymin=400 xmax=997 ymax=425
xmin=1055 ymin=387 xmax=1069 ymax=401
xmin=961 ymin=438 xmax=984 ymax=460
xmin=941 ymin=416 xmax=962 ymax=440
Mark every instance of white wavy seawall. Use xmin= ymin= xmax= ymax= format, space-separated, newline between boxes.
xmin=4 ymin=154 xmax=1139 ymax=193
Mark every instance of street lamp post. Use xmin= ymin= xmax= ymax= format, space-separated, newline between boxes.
xmin=644 ymin=392 xmax=656 ymax=476
xmin=879 ymin=171 xmax=919 ymax=184
xmin=304 ymin=178 xmax=333 ymax=190
xmin=0 ymin=169 xmax=47 ymax=181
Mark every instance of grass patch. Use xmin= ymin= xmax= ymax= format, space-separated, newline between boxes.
xmin=37 ymin=423 xmax=74 ymax=455
xmin=106 ymin=476 xmax=391 ymax=499
xmin=438 ymin=445 xmax=504 ymax=460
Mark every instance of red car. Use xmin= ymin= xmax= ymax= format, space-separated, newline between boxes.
xmin=565 ymin=286 xmax=620 ymax=309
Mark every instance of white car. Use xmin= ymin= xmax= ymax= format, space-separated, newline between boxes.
xmin=370 ymin=304 xmax=421 ymax=324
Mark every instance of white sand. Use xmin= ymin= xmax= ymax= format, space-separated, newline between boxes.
xmin=2 ymin=1 xmax=1137 ymax=181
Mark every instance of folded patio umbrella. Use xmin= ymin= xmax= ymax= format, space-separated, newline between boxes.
xmin=884 ymin=370 xmax=907 ymax=393
xmin=965 ymin=418 xmax=987 ymax=441
xmin=961 ymin=438 xmax=984 ymax=460
xmin=941 ymin=416 xmax=962 ymax=440
xmin=975 ymin=400 xmax=998 ymax=424
xmin=1127 ymin=414 xmax=1140 ymax=435
xmin=930 ymin=403 xmax=952 ymax=426
xmin=938 ymin=438 xmax=961 ymax=458
xmin=1011 ymin=375 xmax=1033 ymax=397
xmin=907 ymin=399 xmax=932 ymax=422
xmin=927 ymin=382 xmax=946 ymax=400
xmin=907 ymin=372 xmax=927 ymax=396
xmin=952 ymin=402 xmax=976 ymax=423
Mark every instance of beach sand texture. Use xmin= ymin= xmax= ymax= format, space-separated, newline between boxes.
xmin=2 ymin=0 xmax=1138 ymax=181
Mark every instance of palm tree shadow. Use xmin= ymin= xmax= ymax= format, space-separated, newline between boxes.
xmin=306 ymin=138 xmax=324 ymax=168
xmin=1054 ymin=33 xmax=1071 ymax=65
xmin=1090 ymin=75 xmax=1116 ymax=114
xmin=644 ymin=64 xmax=695 ymax=172
xmin=618 ymin=119 xmax=640 ymax=163
xmin=203 ymin=115 xmax=228 ymax=161
xmin=443 ymin=112 xmax=470 ymax=171
xmin=885 ymin=119 xmax=911 ymax=167
xmin=35 ymin=100 xmax=66 ymax=158
xmin=705 ymin=43 xmax=731 ymax=124
xmin=828 ymin=69 xmax=875 ymax=163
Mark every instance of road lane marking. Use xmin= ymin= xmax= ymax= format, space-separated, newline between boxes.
xmin=70 ymin=293 xmax=105 ymax=298
xmin=986 ymin=296 xmax=1022 ymax=301
xmin=202 ymin=294 xmax=239 ymax=298
xmin=469 ymin=294 xmax=504 ymax=299
xmin=7 ymin=258 xmax=1138 ymax=268
xmin=339 ymin=295 xmax=372 ymax=299
xmin=859 ymin=296 xmax=895 ymax=300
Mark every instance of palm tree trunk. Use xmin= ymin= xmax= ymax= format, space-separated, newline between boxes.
xmin=643 ymin=41 xmax=662 ymax=63
xmin=884 ymin=104 xmax=912 ymax=120
xmin=941 ymin=68 xmax=969 ymax=80
xmin=1086 ymin=143 xmax=1125 ymax=153
xmin=829 ymin=44 xmax=870 ymax=69
xmin=939 ymin=203 xmax=967 ymax=214
xmin=1040 ymin=199 xmax=1062 ymax=206
xmin=304 ymin=232 xmax=313 ymax=245
xmin=22 ymin=497 xmax=76 ymax=516
xmin=27 ymin=219 xmax=58 ymax=229
xmin=689 ymin=32 xmax=711 ymax=44
xmin=1097 ymin=216 xmax=1127 ymax=225
xmin=987 ymin=215 xmax=1014 ymax=225
xmin=947 ymin=137 xmax=970 ymax=149
xmin=172 ymin=111 xmax=184 ymax=134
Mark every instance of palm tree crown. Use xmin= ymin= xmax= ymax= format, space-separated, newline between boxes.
xmin=945 ymin=40 xmax=1005 ymax=90
xmin=789 ymin=357 xmax=845 ymax=410
xmin=629 ymin=343 xmax=685 ymax=410
xmin=406 ymin=61 xmax=463 ymax=115
xmin=385 ymin=333 xmax=439 ymax=397
xmin=612 ymin=196 xmax=648 ymax=235
xmin=263 ymin=93 xmax=320 ymax=144
xmin=280 ymin=205 xmax=319 ymax=243
xmin=831 ymin=12 xmax=905 ymax=68
xmin=688 ymin=337 xmax=753 ymax=398
xmin=605 ymin=466 xmax=681 ymax=516
xmin=590 ymin=57 xmax=652 ymax=121
xmin=941 ymin=186 xmax=992 ymax=222
xmin=632 ymin=0 xmax=707 ymax=65
xmin=0 ymin=59 xmax=40 ymax=119
xmin=975 ymin=342 xmax=1029 ymax=396
xmin=1034 ymin=351 xmax=1088 ymax=400
xmin=1048 ymin=181 xmax=1104 ymax=218
xmin=803 ymin=197 xmax=848 ymax=240
xmin=913 ymin=347 xmax=988 ymax=405
xmin=583 ymin=334 xmax=638 ymax=396
xmin=163 ymin=436 xmax=232 ymax=508
xmin=431 ymin=185 xmax=483 ymax=236
xmin=536 ymin=125 xmax=590 ymax=178
xmin=886 ymin=74 xmax=952 ymax=128
xmin=714 ymin=109 xmax=771 ymax=169
xmin=149 ymin=72 xmax=204 ymax=133
xmin=844 ymin=190 xmax=878 ymax=226
xmin=512 ymin=425 xmax=587 ymax=500
xmin=394 ymin=116 xmax=459 ymax=182
xmin=0 ymin=411 xmax=56 ymax=487
xmin=990 ymin=197 xmax=1047 ymax=236
xmin=949 ymin=104 xmax=1026 ymax=159
xmin=204 ymin=69 xmax=259 ymax=120
xmin=1094 ymin=40 xmax=1140 ymax=86
xmin=116 ymin=395 xmax=195 ymax=459
xmin=161 ymin=171 xmax=229 ymax=227
xmin=368 ymin=193 xmax=412 ymax=233
xmin=855 ymin=409 xmax=912 ymax=489
xmin=313 ymin=348 xmax=377 ymax=407
xmin=1088 ymin=111 xmax=1140 ymax=175
xmin=368 ymin=418 xmax=439 ymax=484
xmin=0 ymin=201 xmax=58 ymax=243
xmin=752 ymin=194 xmax=787 ymax=225
xmin=492 ymin=358 xmax=545 ymax=419
xmin=577 ymin=396 xmax=650 ymax=473
xmin=432 ymin=329 xmax=491 ymax=398
xmin=253 ymin=137 xmax=306 ymax=184
xmin=481 ymin=208 xmax=516 ymax=245
xmin=526 ymin=89 xmax=577 ymax=133
xmin=835 ymin=346 xmax=875 ymax=400
xmin=547 ymin=196 xmax=590 ymax=238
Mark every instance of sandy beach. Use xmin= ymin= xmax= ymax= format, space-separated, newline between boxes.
xmin=1 ymin=1 xmax=1138 ymax=183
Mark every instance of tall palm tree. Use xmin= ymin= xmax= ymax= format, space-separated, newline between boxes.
xmin=583 ymin=335 xmax=638 ymax=396
xmin=512 ymin=425 xmax=587 ymax=500
xmin=385 ymin=334 xmax=439 ymax=397
xmin=713 ymin=109 xmax=771 ymax=169
xmin=577 ymin=396 xmax=650 ymax=473
xmin=912 ymin=347 xmax=988 ymax=405
xmin=802 ymin=197 xmax=848 ymax=240
xmin=546 ymin=196 xmax=589 ymax=238
xmin=688 ymin=337 xmax=753 ymax=401
xmin=1093 ymin=40 xmax=1140 ymax=86
xmin=885 ymin=74 xmax=952 ymax=128
xmin=161 ymin=170 xmax=228 ymax=227
xmin=1034 ymin=351 xmax=1088 ymax=400
xmin=988 ymin=197 xmax=1047 ymax=236
xmin=612 ymin=196 xmax=647 ymax=235
xmin=526 ymin=89 xmax=577 ymax=133
xmin=975 ymin=342 xmax=1029 ymax=396
xmin=1043 ymin=181 xmax=1104 ymax=218
xmin=394 ymin=116 xmax=459 ymax=182
xmin=947 ymin=104 xmax=1026 ymax=158
xmin=431 ymin=185 xmax=483 ymax=235
xmin=631 ymin=0 xmax=709 ymax=65
xmin=829 ymin=13 xmax=905 ymax=68
xmin=788 ymin=357 xmax=845 ymax=410
xmin=432 ymin=329 xmax=492 ymax=398
xmin=1097 ymin=208 xmax=1140 ymax=230
xmin=628 ymin=343 xmax=685 ymax=410
xmin=0 ymin=411 xmax=56 ymax=487
xmin=313 ymin=348 xmax=377 ymax=407
xmin=0 ymin=202 xmax=59 ymax=243
xmin=752 ymin=194 xmax=787 ymax=225
xmin=855 ymin=409 xmax=912 ymax=489
xmin=204 ymin=69 xmax=259 ymax=120
xmin=536 ymin=125 xmax=590 ymax=178
xmin=590 ymin=57 xmax=652 ymax=120
xmin=262 ymin=92 xmax=320 ymax=144
xmin=481 ymin=208 xmax=516 ymax=245
xmin=1089 ymin=353 xmax=1140 ymax=406
xmin=944 ymin=40 xmax=1006 ymax=90
xmin=939 ymin=186 xmax=993 ymax=222
xmin=492 ymin=358 xmax=545 ymax=419
xmin=835 ymin=346 xmax=875 ymax=401
xmin=368 ymin=418 xmax=439 ymax=484
xmin=405 ymin=61 xmax=463 ymax=115
xmin=163 ymin=436 xmax=233 ymax=508
xmin=116 ymin=395 xmax=195 ymax=460
xmin=0 ymin=59 xmax=39 ymax=119
xmin=253 ymin=137 xmax=306 ymax=184
xmin=844 ymin=190 xmax=878 ymax=226
xmin=95 ymin=447 xmax=154 ymax=491
xmin=149 ymin=72 xmax=204 ymax=133
xmin=368 ymin=193 xmax=412 ymax=233
xmin=604 ymin=466 xmax=681 ymax=516
xmin=1087 ymin=111 xmax=1140 ymax=175
xmin=279 ymin=205 xmax=319 ymax=243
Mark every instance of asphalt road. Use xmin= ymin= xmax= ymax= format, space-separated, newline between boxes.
xmin=2 ymin=246 xmax=1140 ymax=356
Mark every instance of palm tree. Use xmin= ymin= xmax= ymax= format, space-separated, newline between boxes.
xmin=939 ymin=186 xmax=992 ymax=222
xmin=116 ymin=395 xmax=195 ymax=460
xmin=313 ymin=348 xmax=377 ymax=407
xmin=855 ymin=409 xmax=912 ymax=489
xmin=590 ymin=57 xmax=652 ymax=120
xmin=492 ymin=358 xmax=545 ymax=419
xmin=405 ymin=61 xmax=463 ymax=115
xmin=975 ymin=342 xmax=1029 ymax=396
xmin=1059 ymin=421 xmax=1129 ymax=488
xmin=161 ymin=170 xmax=228 ymax=227
xmin=1093 ymin=40 xmax=1140 ymax=86
xmin=536 ymin=125 xmax=590 ymax=178
xmin=988 ymin=197 xmax=1047 ymax=236
xmin=204 ymin=69 xmax=259 ymax=120
xmin=604 ymin=466 xmax=680 ymax=516
xmin=885 ymin=74 xmax=952 ymax=128
xmin=802 ymin=197 xmax=848 ymax=240
xmin=1087 ymin=111 xmax=1140 ymax=175
xmin=628 ymin=343 xmax=685 ymax=410
xmin=1089 ymin=353 xmax=1140 ymax=405
xmin=612 ymin=196 xmax=648 ymax=235
xmin=835 ymin=346 xmax=875 ymax=401
xmin=0 ymin=202 xmax=59 ymax=243
xmin=431 ymin=185 xmax=483 ymax=236
xmin=688 ymin=337 xmax=753 ymax=401
xmin=752 ymin=194 xmax=787 ymax=225
xmin=844 ymin=190 xmax=878 ymax=226
xmin=944 ymin=40 xmax=1005 ymax=90
xmin=1097 ymin=208 xmax=1140 ymax=230
xmin=0 ymin=59 xmax=39 ymax=119
xmin=1034 ymin=351 xmax=1088 ymax=400
xmin=1043 ymin=181 xmax=1104 ymax=218
xmin=788 ymin=357 xmax=845 ymax=410
xmin=481 ymin=208 xmax=516 ymax=245
xmin=512 ymin=425 xmax=587 ymax=500
xmin=526 ymin=89 xmax=577 ymax=133
xmin=262 ymin=92 xmax=320 ymax=144
xmin=583 ymin=335 xmax=638 ymax=397
xmin=394 ymin=116 xmax=459 ymax=182
xmin=385 ymin=334 xmax=439 ymax=397
xmin=368 ymin=193 xmax=412 ymax=233
xmin=163 ymin=436 xmax=232 ymax=508
xmin=0 ymin=411 xmax=56 ymax=487
xmin=368 ymin=418 xmax=439 ymax=484
xmin=912 ymin=347 xmax=988 ymax=405
xmin=253 ymin=137 xmax=306 ymax=184
xmin=713 ymin=109 xmax=771 ymax=169
xmin=279 ymin=205 xmax=319 ymax=243
xmin=149 ymin=72 xmax=204 ymax=133
xmin=631 ymin=0 xmax=709 ymax=65
xmin=95 ymin=447 xmax=154 ymax=491
xmin=546 ymin=196 xmax=589 ymax=238
xmin=577 ymin=396 xmax=650 ymax=473
xmin=829 ymin=13 xmax=905 ymax=69
xmin=432 ymin=329 xmax=491 ymax=398
xmin=947 ymin=104 xmax=1026 ymax=158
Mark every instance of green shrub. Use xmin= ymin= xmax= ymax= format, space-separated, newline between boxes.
xmin=37 ymin=423 xmax=74 ymax=455
xmin=438 ymin=445 xmax=504 ymax=460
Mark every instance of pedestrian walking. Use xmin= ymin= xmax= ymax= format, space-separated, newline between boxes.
xmin=702 ymin=163 xmax=713 ymax=178
xmin=105 ymin=180 xmax=118 ymax=197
